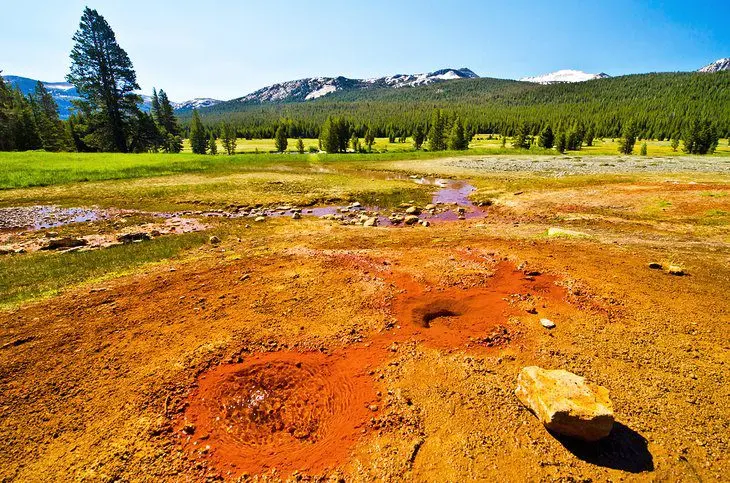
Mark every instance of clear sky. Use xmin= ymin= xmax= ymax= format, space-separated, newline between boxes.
xmin=1 ymin=0 xmax=727 ymax=101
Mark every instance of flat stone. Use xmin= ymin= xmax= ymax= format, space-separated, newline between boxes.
xmin=515 ymin=366 xmax=614 ymax=442
xmin=404 ymin=215 xmax=420 ymax=225
xmin=255 ymin=216 xmax=266 ymax=222
xmin=363 ymin=217 xmax=377 ymax=227
xmin=540 ymin=318 xmax=556 ymax=329
xmin=405 ymin=206 xmax=421 ymax=215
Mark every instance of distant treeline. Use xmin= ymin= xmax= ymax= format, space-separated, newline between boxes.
xmin=183 ymin=72 xmax=730 ymax=141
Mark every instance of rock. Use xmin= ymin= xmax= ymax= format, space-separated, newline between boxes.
xmin=667 ymin=265 xmax=685 ymax=276
xmin=405 ymin=206 xmax=421 ymax=215
xmin=540 ymin=318 xmax=556 ymax=329
xmin=117 ymin=232 xmax=151 ymax=244
xmin=404 ymin=215 xmax=420 ymax=225
xmin=208 ymin=235 xmax=221 ymax=245
xmin=515 ymin=366 xmax=614 ymax=442
xmin=41 ymin=237 xmax=88 ymax=250
xmin=255 ymin=216 xmax=266 ymax=222
xmin=420 ymin=220 xmax=430 ymax=227
xmin=648 ymin=262 xmax=662 ymax=270
xmin=363 ymin=217 xmax=377 ymax=227
xmin=546 ymin=227 xmax=590 ymax=238
xmin=351 ymin=202 xmax=362 ymax=208
xmin=292 ymin=212 xmax=301 ymax=220
xmin=425 ymin=204 xmax=436 ymax=211
xmin=0 ymin=246 xmax=13 ymax=255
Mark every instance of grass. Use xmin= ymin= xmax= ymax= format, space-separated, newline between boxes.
xmin=0 ymin=231 xmax=210 ymax=307
xmin=3 ymin=137 xmax=729 ymax=190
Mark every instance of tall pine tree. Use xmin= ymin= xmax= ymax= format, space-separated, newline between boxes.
xmin=66 ymin=7 xmax=141 ymax=152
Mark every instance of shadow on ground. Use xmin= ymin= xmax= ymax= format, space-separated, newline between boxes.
xmin=553 ymin=422 xmax=654 ymax=473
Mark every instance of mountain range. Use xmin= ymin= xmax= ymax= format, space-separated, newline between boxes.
xmin=3 ymin=59 xmax=728 ymax=118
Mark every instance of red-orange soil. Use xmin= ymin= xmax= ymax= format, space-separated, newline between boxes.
xmin=179 ymin=260 xmax=574 ymax=477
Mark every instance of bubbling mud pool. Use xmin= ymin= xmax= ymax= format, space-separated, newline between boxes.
xmin=180 ymin=351 xmax=383 ymax=475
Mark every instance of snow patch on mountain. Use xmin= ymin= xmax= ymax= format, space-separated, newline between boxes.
xmin=520 ymin=69 xmax=610 ymax=84
xmin=172 ymin=98 xmax=222 ymax=110
xmin=305 ymin=84 xmax=338 ymax=100
xmin=237 ymin=68 xmax=479 ymax=104
xmin=698 ymin=58 xmax=730 ymax=73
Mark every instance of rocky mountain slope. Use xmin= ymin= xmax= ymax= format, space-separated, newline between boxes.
xmin=235 ymin=68 xmax=479 ymax=104
xmin=698 ymin=58 xmax=730 ymax=73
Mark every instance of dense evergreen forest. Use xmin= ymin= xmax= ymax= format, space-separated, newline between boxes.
xmin=186 ymin=72 xmax=730 ymax=141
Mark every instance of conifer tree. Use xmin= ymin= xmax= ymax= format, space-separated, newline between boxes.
xmin=617 ymin=120 xmax=638 ymax=154
xmin=189 ymin=109 xmax=207 ymax=154
xmin=319 ymin=117 xmax=349 ymax=153
xmin=447 ymin=117 xmax=468 ymax=150
xmin=413 ymin=124 xmax=425 ymax=150
xmin=31 ymin=81 xmax=69 ymax=151
xmin=640 ymin=142 xmax=648 ymax=156
xmin=221 ymin=123 xmax=237 ymax=155
xmin=296 ymin=138 xmax=305 ymax=154
xmin=275 ymin=124 xmax=288 ymax=152
xmin=128 ymin=111 xmax=162 ymax=153
xmin=151 ymin=88 xmax=161 ymax=120
xmin=364 ymin=127 xmax=375 ymax=152
xmin=428 ymin=109 xmax=446 ymax=151
xmin=512 ymin=122 xmax=530 ymax=149
xmin=683 ymin=119 xmax=719 ymax=154
xmin=584 ymin=126 xmax=595 ymax=146
xmin=555 ymin=131 xmax=567 ymax=153
xmin=0 ymin=75 xmax=11 ymax=150
xmin=208 ymin=133 xmax=217 ymax=154
xmin=670 ymin=136 xmax=680 ymax=152
xmin=538 ymin=125 xmax=554 ymax=149
xmin=157 ymin=90 xmax=180 ymax=135
xmin=67 ymin=7 xmax=141 ymax=152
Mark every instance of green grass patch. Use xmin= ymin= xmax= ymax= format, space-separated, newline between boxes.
xmin=0 ymin=231 xmax=209 ymax=307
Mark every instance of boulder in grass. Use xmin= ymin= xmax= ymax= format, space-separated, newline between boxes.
xmin=515 ymin=366 xmax=614 ymax=442
xmin=41 ymin=237 xmax=88 ymax=250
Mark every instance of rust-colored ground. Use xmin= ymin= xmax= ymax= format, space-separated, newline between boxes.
xmin=1 ymin=172 xmax=729 ymax=482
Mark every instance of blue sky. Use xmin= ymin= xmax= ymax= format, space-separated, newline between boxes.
xmin=1 ymin=0 xmax=727 ymax=101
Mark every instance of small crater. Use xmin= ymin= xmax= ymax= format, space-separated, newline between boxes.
xmin=413 ymin=300 xmax=463 ymax=328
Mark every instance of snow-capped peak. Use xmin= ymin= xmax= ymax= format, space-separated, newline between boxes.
xmin=520 ymin=69 xmax=610 ymax=84
xmin=172 ymin=98 xmax=222 ymax=110
xmin=698 ymin=58 xmax=730 ymax=73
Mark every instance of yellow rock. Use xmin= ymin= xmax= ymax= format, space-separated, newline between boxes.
xmin=515 ymin=366 xmax=614 ymax=441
